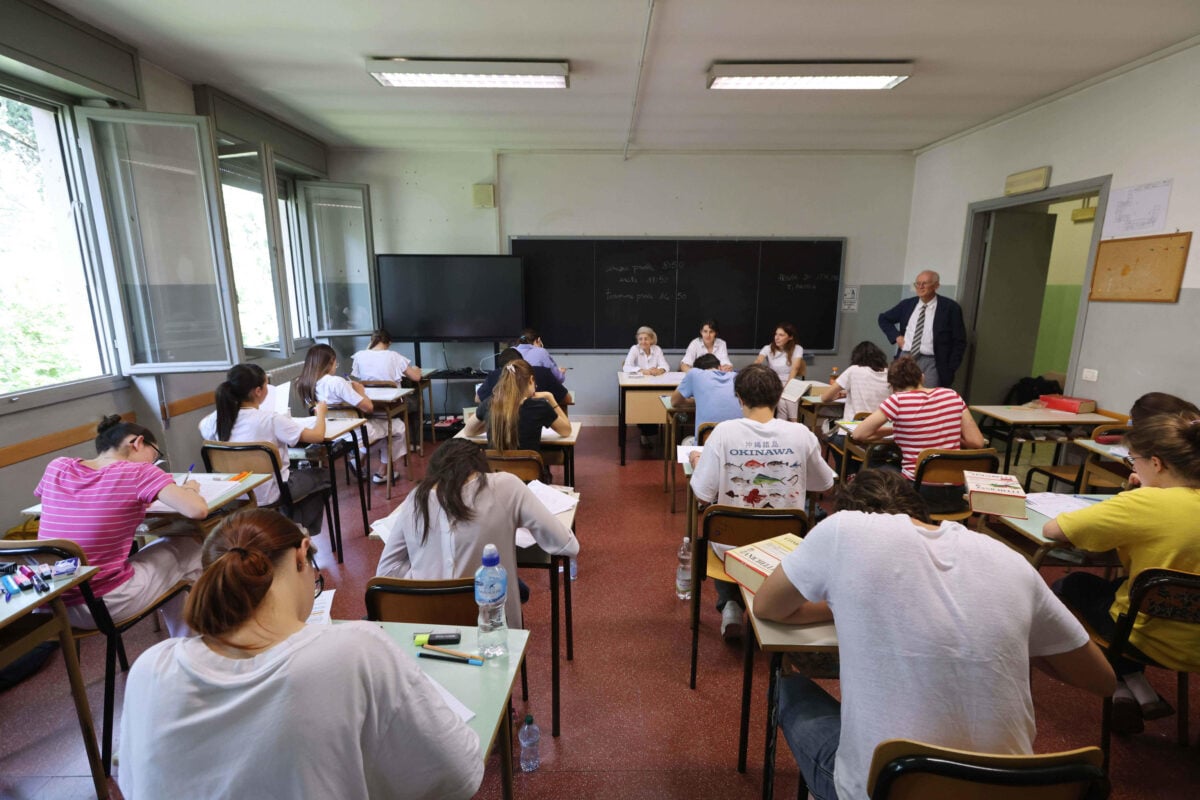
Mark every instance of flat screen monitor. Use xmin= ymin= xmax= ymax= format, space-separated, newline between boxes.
xmin=376 ymin=255 xmax=524 ymax=340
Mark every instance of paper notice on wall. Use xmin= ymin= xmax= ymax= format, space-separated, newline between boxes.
xmin=841 ymin=286 xmax=859 ymax=312
xmin=1102 ymin=180 xmax=1171 ymax=237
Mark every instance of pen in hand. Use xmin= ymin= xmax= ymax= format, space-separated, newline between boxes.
xmin=180 ymin=464 xmax=195 ymax=486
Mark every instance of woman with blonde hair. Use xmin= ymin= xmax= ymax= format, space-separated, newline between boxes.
xmin=119 ymin=508 xmax=482 ymax=799
xmin=623 ymin=326 xmax=669 ymax=376
xmin=478 ymin=359 xmax=571 ymax=462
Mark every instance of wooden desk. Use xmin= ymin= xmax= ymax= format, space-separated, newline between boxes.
xmin=739 ymin=586 xmax=838 ymax=800
xmin=360 ymin=621 xmax=529 ymax=800
xmin=617 ymin=371 xmax=683 ymax=465
xmin=833 ymin=420 xmax=895 ymax=482
xmin=797 ymin=394 xmax=842 ymax=432
xmin=24 ymin=472 xmax=271 ymax=522
xmin=990 ymin=494 xmax=1117 ymax=568
xmin=403 ymin=376 xmax=432 ymax=456
xmin=970 ymin=405 xmax=1113 ymax=473
xmin=364 ymin=386 xmax=415 ymax=499
xmin=660 ymin=395 xmax=691 ymax=511
xmin=0 ymin=567 xmax=107 ymax=799
xmin=456 ymin=421 xmax=583 ymax=486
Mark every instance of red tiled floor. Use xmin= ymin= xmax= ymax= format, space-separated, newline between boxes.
xmin=2 ymin=427 xmax=1198 ymax=798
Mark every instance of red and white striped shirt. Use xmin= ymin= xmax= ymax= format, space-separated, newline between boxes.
xmin=878 ymin=387 xmax=967 ymax=479
xmin=35 ymin=458 xmax=175 ymax=603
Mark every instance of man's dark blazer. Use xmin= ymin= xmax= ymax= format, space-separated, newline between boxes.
xmin=877 ymin=294 xmax=967 ymax=387
xmin=476 ymin=365 xmax=568 ymax=405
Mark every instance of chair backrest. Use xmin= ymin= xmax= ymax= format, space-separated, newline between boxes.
xmin=1090 ymin=422 xmax=1127 ymax=439
xmin=364 ymin=577 xmax=478 ymax=625
xmin=355 ymin=379 xmax=399 ymax=388
xmin=868 ymin=739 xmax=1106 ymax=800
xmin=1111 ymin=568 xmax=1200 ymax=651
xmin=485 ymin=449 xmax=545 ymax=483
xmin=912 ymin=448 xmax=1000 ymax=487
xmin=697 ymin=422 xmax=718 ymax=445
xmin=201 ymin=441 xmax=288 ymax=506
xmin=0 ymin=537 xmax=87 ymax=565
xmin=701 ymin=504 xmax=809 ymax=549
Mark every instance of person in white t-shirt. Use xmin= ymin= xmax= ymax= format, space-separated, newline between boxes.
xmin=754 ymin=322 xmax=806 ymax=419
xmin=351 ymin=330 xmax=423 ymax=384
xmin=689 ymin=363 xmax=835 ymax=639
xmin=298 ymin=344 xmax=406 ymax=485
xmin=198 ymin=363 xmax=330 ymax=535
xmin=680 ymin=319 xmax=733 ymax=372
xmin=753 ymin=469 xmax=1115 ymax=800
xmin=119 ymin=508 xmax=483 ymax=800
xmin=820 ymin=341 xmax=892 ymax=474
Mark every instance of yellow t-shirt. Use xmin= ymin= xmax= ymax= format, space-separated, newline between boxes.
xmin=1057 ymin=487 xmax=1200 ymax=671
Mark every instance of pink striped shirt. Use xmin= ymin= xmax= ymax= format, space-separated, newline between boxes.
xmin=878 ymin=387 xmax=967 ymax=479
xmin=35 ymin=458 xmax=175 ymax=603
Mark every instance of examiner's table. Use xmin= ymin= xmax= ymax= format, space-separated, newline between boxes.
xmin=617 ymin=371 xmax=683 ymax=465
xmin=969 ymin=405 xmax=1113 ymax=474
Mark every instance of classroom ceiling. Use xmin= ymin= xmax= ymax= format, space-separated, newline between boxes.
xmin=50 ymin=0 xmax=1200 ymax=153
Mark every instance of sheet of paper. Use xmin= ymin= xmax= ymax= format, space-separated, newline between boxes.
xmin=1108 ymin=445 xmax=1129 ymax=458
xmin=515 ymin=527 xmax=536 ymax=548
xmin=148 ymin=476 xmax=242 ymax=513
xmin=781 ymin=380 xmax=810 ymax=403
xmin=526 ymin=479 xmax=579 ymax=515
xmin=677 ymin=445 xmax=704 ymax=464
xmin=423 ymin=672 xmax=476 ymax=723
xmin=1102 ymin=179 xmax=1172 ymax=237
xmin=306 ymin=589 xmax=335 ymax=624
xmin=1025 ymin=493 xmax=1106 ymax=518
xmin=365 ymin=386 xmax=408 ymax=402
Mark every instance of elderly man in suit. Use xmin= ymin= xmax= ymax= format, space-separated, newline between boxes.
xmin=877 ymin=270 xmax=967 ymax=388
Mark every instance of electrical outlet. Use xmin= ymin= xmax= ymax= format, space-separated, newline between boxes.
xmin=1081 ymin=368 xmax=1099 ymax=382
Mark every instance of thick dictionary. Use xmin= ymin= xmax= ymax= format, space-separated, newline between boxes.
xmin=723 ymin=533 xmax=803 ymax=594
xmin=963 ymin=470 xmax=1027 ymax=518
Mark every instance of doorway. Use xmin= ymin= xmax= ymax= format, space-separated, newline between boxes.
xmin=957 ymin=177 xmax=1110 ymax=405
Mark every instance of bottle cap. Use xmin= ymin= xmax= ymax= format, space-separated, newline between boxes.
xmin=482 ymin=543 xmax=500 ymax=566
xmin=682 ymin=537 xmax=690 ymax=544
xmin=525 ymin=714 xmax=534 ymax=724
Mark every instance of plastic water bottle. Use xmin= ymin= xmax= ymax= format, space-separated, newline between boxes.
xmin=474 ymin=544 xmax=508 ymax=658
xmin=676 ymin=537 xmax=693 ymax=600
xmin=557 ymin=557 xmax=579 ymax=581
xmin=830 ymin=365 xmax=839 ymax=381
xmin=518 ymin=715 xmax=541 ymax=772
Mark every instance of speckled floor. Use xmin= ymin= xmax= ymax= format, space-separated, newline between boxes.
xmin=1 ymin=428 xmax=1197 ymax=799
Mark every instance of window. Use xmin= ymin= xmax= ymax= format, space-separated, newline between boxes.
xmin=0 ymin=92 xmax=110 ymax=394
xmin=219 ymin=150 xmax=282 ymax=350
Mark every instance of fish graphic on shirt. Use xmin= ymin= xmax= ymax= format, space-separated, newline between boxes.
xmin=752 ymin=473 xmax=783 ymax=486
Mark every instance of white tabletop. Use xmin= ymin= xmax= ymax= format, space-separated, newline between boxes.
xmin=618 ymin=371 xmax=684 ymax=387
xmin=365 ymin=386 xmax=414 ymax=403
xmin=970 ymin=405 xmax=1113 ymax=426
xmin=1074 ymin=438 xmax=1127 ymax=461
xmin=741 ymin=586 xmax=838 ymax=651
xmin=456 ymin=420 xmax=582 ymax=446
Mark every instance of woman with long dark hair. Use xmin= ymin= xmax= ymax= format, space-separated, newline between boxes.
xmin=120 ymin=509 xmax=483 ymax=799
xmin=198 ymin=363 xmax=330 ymax=534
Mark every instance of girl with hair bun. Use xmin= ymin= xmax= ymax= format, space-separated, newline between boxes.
xmin=198 ymin=363 xmax=330 ymax=535
xmin=119 ymin=509 xmax=483 ymax=799
xmin=351 ymin=330 xmax=423 ymax=384
xmin=35 ymin=415 xmax=208 ymax=636
xmin=1046 ymin=412 xmax=1200 ymax=733
xmin=477 ymin=359 xmax=571 ymax=469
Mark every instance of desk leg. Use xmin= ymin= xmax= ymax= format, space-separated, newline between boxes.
xmin=352 ymin=428 xmax=369 ymax=534
xmin=385 ymin=411 xmax=395 ymax=501
xmin=563 ymin=551 xmax=574 ymax=662
xmin=618 ymin=386 xmax=627 ymax=466
xmin=500 ymin=691 xmax=515 ymax=800
xmin=1001 ymin=422 xmax=1014 ymax=474
xmin=669 ymin=414 xmax=678 ymax=513
xmin=323 ymin=443 xmax=344 ymax=563
xmin=421 ymin=380 xmax=432 ymax=455
xmin=550 ymin=557 xmax=562 ymax=737
xmin=762 ymin=652 xmax=782 ymax=800
xmin=738 ymin=623 xmax=755 ymax=773
xmin=53 ymin=598 xmax=108 ymax=799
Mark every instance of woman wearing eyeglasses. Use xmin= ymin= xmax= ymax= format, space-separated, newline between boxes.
xmin=119 ymin=509 xmax=483 ymax=799
xmin=34 ymin=415 xmax=208 ymax=637
xmin=1044 ymin=412 xmax=1200 ymax=734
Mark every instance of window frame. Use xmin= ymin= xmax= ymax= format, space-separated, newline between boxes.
xmin=296 ymin=180 xmax=378 ymax=338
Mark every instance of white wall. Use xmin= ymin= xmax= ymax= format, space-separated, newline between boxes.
xmin=907 ymin=44 xmax=1200 ymax=410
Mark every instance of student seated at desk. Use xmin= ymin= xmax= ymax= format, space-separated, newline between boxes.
xmin=851 ymin=355 xmax=984 ymax=504
xmin=120 ymin=509 xmax=483 ymax=800
xmin=754 ymin=469 xmax=1115 ymax=800
xmin=680 ymin=319 xmax=732 ymax=372
xmin=1104 ymin=392 xmax=1200 ymax=488
xmin=376 ymin=440 xmax=579 ymax=628
xmin=623 ymin=326 xmax=669 ymax=446
xmin=821 ymin=341 xmax=891 ymax=473
xmin=515 ymin=327 xmax=567 ymax=383
xmin=754 ymin=322 xmax=805 ymax=383
xmin=476 ymin=347 xmax=569 ymax=408
xmin=351 ymin=330 xmax=422 ymax=384
xmin=35 ymin=416 xmax=208 ymax=638
xmin=689 ymin=364 xmax=834 ymax=640
xmin=198 ymin=364 xmax=330 ymax=536
xmin=477 ymin=360 xmax=571 ymax=477
xmin=297 ymin=344 xmax=404 ymax=485
xmin=670 ymin=353 xmax=740 ymax=441
xmin=1045 ymin=412 xmax=1200 ymax=734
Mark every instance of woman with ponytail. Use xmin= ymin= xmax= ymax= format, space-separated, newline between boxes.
xmin=1046 ymin=412 xmax=1200 ymax=733
xmin=35 ymin=416 xmax=208 ymax=636
xmin=198 ymin=363 xmax=330 ymax=534
xmin=477 ymin=359 xmax=570 ymax=464
xmin=119 ymin=509 xmax=483 ymax=799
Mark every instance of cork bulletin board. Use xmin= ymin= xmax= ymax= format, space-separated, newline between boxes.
xmin=1090 ymin=231 xmax=1191 ymax=302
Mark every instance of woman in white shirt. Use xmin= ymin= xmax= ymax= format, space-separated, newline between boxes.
xmin=820 ymin=340 xmax=892 ymax=417
xmin=119 ymin=508 xmax=482 ymax=800
xmin=623 ymin=326 xmax=669 ymax=375
xmin=198 ymin=363 xmax=330 ymax=535
xmin=351 ymin=330 xmax=422 ymax=384
xmin=680 ymin=319 xmax=733 ymax=372
xmin=297 ymin=344 xmax=405 ymax=485
xmin=754 ymin=322 xmax=805 ymax=383
xmin=377 ymin=439 xmax=579 ymax=628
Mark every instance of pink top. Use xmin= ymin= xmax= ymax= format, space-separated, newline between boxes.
xmin=35 ymin=458 xmax=175 ymax=603
xmin=878 ymin=387 xmax=966 ymax=479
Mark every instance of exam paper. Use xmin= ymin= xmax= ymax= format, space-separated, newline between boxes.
xmin=526 ymin=479 xmax=579 ymax=515
xmin=677 ymin=445 xmax=703 ymax=464
xmin=306 ymin=590 xmax=335 ymax=624
xmin=423 ymin=673 xmax=475 ymax=723
xmin=1025 ymin=493 xmax=1106 ymax=518
xmin=147 ymin=476 xmax=241 ymax=513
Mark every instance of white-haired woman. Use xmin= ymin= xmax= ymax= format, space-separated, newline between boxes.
xmin=624 ymin=326 xmax=670 ymax=446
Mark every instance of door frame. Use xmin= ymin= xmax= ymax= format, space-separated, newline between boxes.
xmin=957 ymin=175 xmax=1111 ymax=397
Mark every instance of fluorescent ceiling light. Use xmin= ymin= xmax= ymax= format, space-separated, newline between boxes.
xmin=707 ymin=62 xmax=912 ymax=90
xmin=367 ymin=58 xmax=569 ymax=89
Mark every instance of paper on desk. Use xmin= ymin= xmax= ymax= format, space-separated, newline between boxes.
xmin=526 ymin=479 xmax=579 ymax=515
xmin=1026 ymin=493 xmax=1106 ymax=518
xmin=147 ymin=477 xmax=241 ymax=513
xmin=677 ymin=445 xmax=704 ymax=464
xmin=515 ymin=527 xmax=536 ymax=548
xmin=781 ymin=380 xmax=811 ymax=403
xmin=1108 ymin=445 xmax=1129 ymax=458
xmin=306 ymin=590 xmax=335 ymax=624
xmin=422 ymin=672 xmax=475 ymax=723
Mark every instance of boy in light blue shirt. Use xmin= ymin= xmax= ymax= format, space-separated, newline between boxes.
xmin=670 ymin=354 xmax=740 ymax=439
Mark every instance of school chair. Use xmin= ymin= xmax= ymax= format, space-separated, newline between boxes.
xmin=867 ymin=739 xmax=1106 ymax=799
xmin=697 ymin=421 xmax=717 ymax=445
xmin=911 ymin=448 xmax=1000 ymax=524
xmin=1 ymin=538 xmax=190 ymax=777
xmin=690 ymin=505 xmax=809 ymax=690
xmin=200 ymin=440 xmax=337 ymax=560
xmin=1024 ymin=422 xmax=1128 ymax=494
xmin=826 ymin=411 xmax=870 ymax=482
xmin=1093 ymin=568 xmax=1200 ymax=770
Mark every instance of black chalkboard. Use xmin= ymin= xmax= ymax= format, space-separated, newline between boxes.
xmin=512 ymin=237 xmax=845 ymax=351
